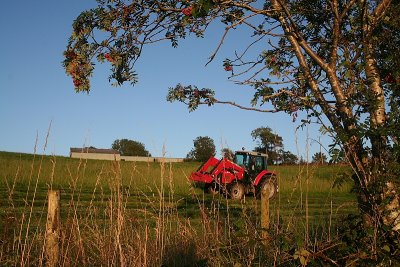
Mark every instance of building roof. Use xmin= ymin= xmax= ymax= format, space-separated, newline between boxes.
xmin=70 ymin=147 xmax=120 ymax=155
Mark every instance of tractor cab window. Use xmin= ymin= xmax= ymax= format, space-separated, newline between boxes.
xmin=235 ymin=153 xmax=248 ymax=168
xmin=253 ymin=156 xmax=266 ymax=172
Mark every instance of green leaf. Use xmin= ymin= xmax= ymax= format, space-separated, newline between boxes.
xmin=294 ymin=250 xmax=299 ymax=259
xmin=300 ymin=256 xmax=307 ymax=266
xmin=383 ymin=245 xmax=391 ymax=252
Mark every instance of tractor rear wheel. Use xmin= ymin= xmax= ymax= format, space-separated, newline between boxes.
xmin=229 ymin=182 xmax=245 ymax=200
xmin=257 ymin=175 xmax=277 ymax=199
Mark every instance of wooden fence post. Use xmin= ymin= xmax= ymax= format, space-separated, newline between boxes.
xmin=261 ymin=187 xmax=270 ymax=243
xmin=45 ymin=190 xmax=60 ymax=267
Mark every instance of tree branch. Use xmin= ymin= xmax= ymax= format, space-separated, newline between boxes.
xmin=204 ymin=99 xmax=279 ymax=113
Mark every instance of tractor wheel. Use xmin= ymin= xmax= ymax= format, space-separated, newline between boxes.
xmin=257 ymin=175 xmax=277 ymax=199
xmin=229 ymin=182 xmax=245 ymax=200
xmin=206 ymin=182 xmax=219 ymax=195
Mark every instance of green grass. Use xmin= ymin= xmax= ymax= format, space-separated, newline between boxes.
xmin=0 ymin=151 xmax=358 ymax=266
xmin=0 ymin=151 xmax=356 ymax=226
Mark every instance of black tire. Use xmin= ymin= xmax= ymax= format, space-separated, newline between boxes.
xmin=229 ymin=182 xmax=245 ymax=200
xmin=257 ymin=175 xmax=277 ymax=199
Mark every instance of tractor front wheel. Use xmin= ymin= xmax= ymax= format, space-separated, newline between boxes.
xmin=257 ymin=176 xmax=277 ymax=199
xmin=229 ymin=182 xmax=245 ymax=200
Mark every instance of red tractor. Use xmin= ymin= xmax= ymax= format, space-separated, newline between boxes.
xmin=190 ymin=150 xmax=277 ymax=199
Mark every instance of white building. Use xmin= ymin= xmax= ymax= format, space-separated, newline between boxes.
xmin=70 ymin=147 xmax=121 ymax=161
xmin=70 ymin=147 xmax=184 ymax=163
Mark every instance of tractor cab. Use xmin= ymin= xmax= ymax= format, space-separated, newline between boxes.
xmin=234 ymin=151 xmax=268 ymax=175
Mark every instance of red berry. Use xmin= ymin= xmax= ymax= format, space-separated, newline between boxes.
xmin=105 ymin=53 xmax=114 ymax=62
xmin=384 ymin=74 xmax=396 ymax=84
xmin=65 ymin=50 xmax=77 ymax=59
xmin=224 ymin=65 xmax=233 ymax=71
xmin=182 ymin=6 xmax=193 ymax=16
xmin=73 ymin=79 xmax=81 ymax=87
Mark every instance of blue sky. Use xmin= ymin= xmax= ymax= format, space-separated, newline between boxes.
xmin=1 ymin=1 xmax=331 ymax=160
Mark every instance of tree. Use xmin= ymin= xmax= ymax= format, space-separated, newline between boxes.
xmin=186 ymin=136 xmax=215 ymax=162
xmin=312 ymin=152 xmax=327 ymax=165
xmin=64 ymin=0 xmax=400 ymax=258
xmin=112 ymin=139 xmax=151 ymax=157
xmin=221 ymin=148 xmax=234 ymax=160
xmin=280 ymin=150 xmax=298 ymax=165
xmin=251 ymin=127 xmax=298 ymax=165
xmin=251 ymin=126 xmax=283 ymax=165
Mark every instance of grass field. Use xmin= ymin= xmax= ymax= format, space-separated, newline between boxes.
xmin=0 ymin=151 xmax=357 ymax=266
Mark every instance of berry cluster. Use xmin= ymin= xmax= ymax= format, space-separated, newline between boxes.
xmin=384 ymin=74 xmax=400 ymax=84
xmin=182 ymin=6 xmax=193 ymax=16
xmin=104 ymin=53 xmax=116 ymax=63
xmin=224 ymin=65 xmax=233 ymax=71
xmin=65 ymin=50 xmax=82 ymax=87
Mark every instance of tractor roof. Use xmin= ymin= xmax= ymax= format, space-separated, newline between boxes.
xmin=235 ymin=150 xmax=268 ymax=158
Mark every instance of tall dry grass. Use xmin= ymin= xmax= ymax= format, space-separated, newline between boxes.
xmin=0 ymin=146 xmax=356 ymax=266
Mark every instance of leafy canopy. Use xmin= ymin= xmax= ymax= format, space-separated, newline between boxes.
xmin=63 ymin=1 xmax=400 ymax=149
xmin=112 ymin=138 xmax=151 ymax=157
xmin=221 ymin=147 xmax=234 ymax=160
xmin=251 ymin=126 xmax=283 ymax=164
xmin=186 ymin=136 xmax=216 ymax=162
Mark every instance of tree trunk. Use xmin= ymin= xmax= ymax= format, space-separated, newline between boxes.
xmin=381 ymin=182 xmax=400 ymax=232
xmin=345 ymin=142 xmax=400 ymax=249
xmin=271 ymin=0 xmax=400 ymax=252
